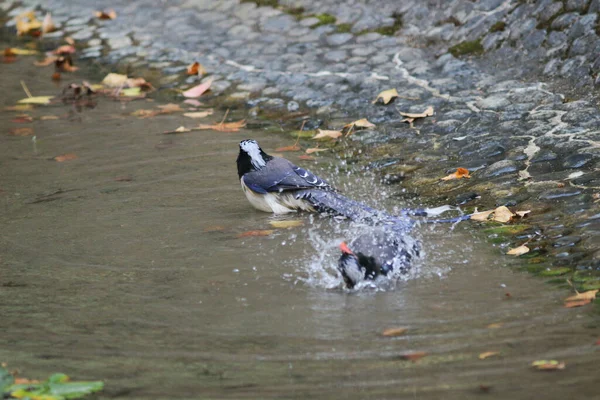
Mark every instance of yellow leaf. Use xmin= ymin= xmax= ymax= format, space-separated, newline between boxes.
xmin=399 ymin=106 xmax=434 ymax=119
xmin=101 ymin=73 xmax=128 ymax=88
xmin=479 ymin=351 xmax=499 ymax=360
xmin=486 ymin=322 xmax=503 ymax=329
xmin=40 ymin=115 xmax=59 ymax=120
xmin=313 ymin=129 xmax=342 ymax=140
xmin=382 ymin=327 xmax=408 ymax=337
xmin=7 ymin=48 xmax=38 ymax=55
xmin=183 ymin=110 xmax=214 ymax=118
xmin=305 ymin=147 xmax=328 ymax=154
xmin=470 ymin=210 xmax=494 ymax=222
xmin=269 ymin=220 xmax=304 ymax=228
xmin=492 ymin=206 xmax=514 ymax=223
xmin=531 ymin=360 xmax=565 ymax=370
xmin=507 ymin=245 xmax=529 ymax=256
xmin=18 ymin=96 xmax=53 ymax=104
xmin=5 ymin=104 xmax=34 ymax=111
xmin=15 ymin=11 xmax=42 ymax=36
xmin=120 ymin=87 xmax=142 ymax=97
xmin=565 ymin=289 xmax=598 ymax=303
xmin=373 ymin=88 xmax=398 ymax=105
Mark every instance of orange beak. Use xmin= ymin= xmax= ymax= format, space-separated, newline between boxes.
xmin=339 ymin=241 xmax=354 ymax=255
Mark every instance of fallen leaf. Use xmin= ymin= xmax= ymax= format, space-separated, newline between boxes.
xmin=101 ymin=73 xmax=128 ymax=88
xmin=493 ymin=206 xmax=514 ymax=223
xmin=441 ymin=167 xmax=470 ymax=181
xmin=373 ymin=88 xmax=398 ymax=105
xmin=182 ymin=78 xmax=213 ymax=98
xmin=12 ymin=115 xmax=33 ymax=123
xmin=342 ymin=118 xmax=376 ymax=135
xmin=236 ymin=230 xmax=274 ymax=238
xmin=157 ymin=103 xmax=183 ymax=113
xmin=565 ymin=289 xmax=597 ymax=303
xmin=95 ymin=9 xmax=117 ymax=20
xmin=564 ymin=299 xmax=591 ymax=308
xmin=53 ymin=45 xmax=76 ymax=54
xmin=306 ymin=147 xmax=328 ymax=154
xmin=399 ymin=106 xmax=434 ymax=120
xmin=121 ymin=87 xmax=142 ymax=97
xmin=41 ymin=12 xmax=56 ymax=34
xmin=187 ymin=61 xmax=206 ymax=76
xmin=507 ymin=245 xmax=529 ymax=256
xmin=382 ymin=327 xmax=408 ymax=337
xmin=126 ymin=77 xmax=153 ymax=90
xmin=516 ymin=210 xmax=531 ymax=217
xmin=114 ymin=176 xmax=132 ymax=182
xmin=5 ymin=47 xmax=38 ymax=55
xmin=398 ymin=352 xmax=427 ymax=362
xmin=54 ymin=153 xmax=78 ymax=162
xmin=164 ymin=126 xmax=191 ymax=134
xmin=531 ymin=360 xmax=565 ymax=371
xmin=486 ymin=323 xmax=503 ymax=329
xmin=34 ymin=56 xmax=58 ymax=66
xmin=40 ymin=115 xmax=59 ymax=120
xmin=196 ymin=120 xmax=246 ymax=132
xmin=183 ymin=110 xmax=214 ymax=119
xmin=269 ymin=220 xmax=304 ymax=228
xmin=14 ymin=378 xmax=41 ymax=384
xmin=313 ymin=129 xmax=342 ymax=140
xmin=298 ymin=155 xmax=315 ymax=161
xmin=18 ymin=96 xmax=53 ymax=104
xmin=52 ymin=72 xmax=61 ymax=81
xmin=15 ymin=11 xmax=42 ymax=36
xmin=479 ymin=351 xmax=499 ymax=360
xmin=276 ymin=145 xmax=302 ymax=152
xmin=184 ymin=99 xmax=203 ymax=107
xmin=470 ymin=210 xmax=494 ymax=221
xmin=5 ymin=104 xmax=33 ymax=111
xmin=8 ymin=127 xmax=33 ymax=136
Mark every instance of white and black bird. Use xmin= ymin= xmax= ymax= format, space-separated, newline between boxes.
xmin=237 ymin=139 xmax=391 ymax=220
xmin=337 ymin=225 xmax=420 ymax=289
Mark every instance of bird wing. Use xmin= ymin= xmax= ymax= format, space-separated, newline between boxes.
xmin=242 ymin=157 xmax=333 ymax=193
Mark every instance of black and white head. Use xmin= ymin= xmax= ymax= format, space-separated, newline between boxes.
xmin=237 ymin=139 xmax=273 ymax=178
xmin=337 ymin=242 xmax=384 ymax=289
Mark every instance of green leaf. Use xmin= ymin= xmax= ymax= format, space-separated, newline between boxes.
xmin=0 ymin=366 xmax=15 ymax=394
xmin=8 ymin=373 xmax=103 ymax=400
xmin=47 ymin=381 xmax=104 ymax=399
xmin=18 ymin=96 xmax=54 ymax=104
xmin=120 ymin=87 xmax=141 ymax=97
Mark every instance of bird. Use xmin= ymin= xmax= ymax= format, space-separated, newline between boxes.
xmin=236 ymin=139 xmax=400 ymax=221
xmin=337 ymin=225 xmax=420 ymax=289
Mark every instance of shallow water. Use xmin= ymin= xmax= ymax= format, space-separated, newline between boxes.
xmin=1 ymin=54 xmax=599 ymax=400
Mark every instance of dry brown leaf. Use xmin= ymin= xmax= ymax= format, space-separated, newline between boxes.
xmin=157 ymin=103 xmax=183 ymax=113
xmin=313 ymin=129 xmax=342 ymax=140
xmin=399 ymin=106 xmax=434 ymax=119
xmin=373 ymin=88 xmax=399 ymax=105
xmin=12 ymin=115 xmax=33 ymax=123
xmin=486 ymin=322 xmax=503 ymax=329
xmin=507 ymin=245 xmax=530 ymax=256
xmin=516 ymin=210 xmax=531 ymax=217
xmin=269 ymin=220 xmax=304 ymax=228
xmin=398 ymin=352 xmax=427 ymax=362
xmin=382 ymin=327 xmax=408 ymax=337
xmin=441 ymin=167 xmax=470 ymax=181
xmin=479 ymin=351 xmax=500 ymax=360
xmin=236 ymin=229 xmax=274 ymax=238
xmin=183 ymin=110 xmax=214 ymax=119
xmin=276 ymin=145 xmax=302 ymax=152
xmin=8 ymin=127 xmax=34 ymax=136
xmin=196 ymin=120 xmax=246 ymax=132
xmin=470 ymin=210 xmax=494 ymax=222
xmin=54 ymin=153 xmax=78 ymax=162
xmin=342 ymin=118 xmax=376 ymax=135
xmin=186 ymin=61 xmax=206 ymax=76
xmin=531 ymin=360 xmax=565 ymax=371
xmin=305 ymin=147 xmax=328 ymax=154
xmin=95 ymin=9 xmax=117 ymax=20
xmin=493 ymin=206 xmax=515 ymax=223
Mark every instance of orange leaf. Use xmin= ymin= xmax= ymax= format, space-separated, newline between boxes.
xmin=95 ymin=9 xmax=117 ymax=20
xmin=8 ymin=127 xmax=33 ymax=136
xmin=54 ymin=153 xmax=78 ymax=162
xmin=196 ymin=120 xmax=246 ymax=132
xmin=398 ymin=352 xmax=427 ymax=362
xmin=565 ymin=289 xmax=597 ymax=302
xmin=382 ymin=327 xmax=408 ymax=337
xmin=298 ymin=155 xmax=315 ymax=161
xmin=479 ymin=351 xmax=499 ymax=360
xmin=14 ymin=378 xmax=40 ymax=384
xmin=305 ymin=147 xmax=328 ymax=154
xmin=441 ymin=167 xmax=470 ymax=181
xmin=236 ymin=230 xmax=274 ymax=238
xmin=486 ymin=322 xmax=503 ymax=329
xmin=186 ymin=61 xmax=206 ymax=76
xmin=564 ymin=299 xmax=591 ymax=308
xmin=276 ymin=145 xmax=301 ymax=152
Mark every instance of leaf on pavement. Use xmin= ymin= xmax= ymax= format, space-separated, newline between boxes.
xmin=372 ymin=88 xmax=398 ymax=105
xmin=441 ymin=167 xmax=470 ymax=181
xmin=507 ymin=245 xmax=529 ymax=256
xmin=182 ymin=78 xmax=213 ymax=98
xmin=313 ymin=129 xmax=342 ymax=140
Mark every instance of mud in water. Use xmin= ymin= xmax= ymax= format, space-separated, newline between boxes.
xmin=0 ymin=51 xmax=599 ymax=400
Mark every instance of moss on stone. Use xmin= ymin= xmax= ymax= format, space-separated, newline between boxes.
xmin=336 ymin=23 xmax=353 ymax=33
xmin=311 ymin=13 xmax=337 ymax=27
xmin=538 ymin=267 xmax=572 ymax=277
xmin=374 ymin=12 xmax=403 ymax=36
xmin=483 ymin=224 xmax=530 ymax=235
xmin=240 ymin=0 xmax=279 ymax=7
xmin=448 ymin=39 xmax=484 ymax=57
xmin=489 ymin=21 xmax=506 ymax=33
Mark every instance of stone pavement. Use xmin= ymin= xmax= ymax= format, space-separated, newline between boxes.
xmin=3 ymin=0 xmax=600 ymax=279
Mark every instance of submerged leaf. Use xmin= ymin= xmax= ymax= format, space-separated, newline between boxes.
xmin=382 ymin=327 xmax=408 ymax=337
xmin=54 ymin=153 xmax=78 ymax=162
xmin=18 ymin=96 xmax=53 ymax=105
xmin=275 ymin=144 xmax=302 ymax=152
xmin=196 ymin=120 xmax=246 ymax=132
xmin=564 ymin=289 xmax=597 ymax=308
xmin=183 ymin=110 xmax=214 ymax=119
xmin=372 ymin=88 xmax=398 ymax=105
xmin=6 ymin=47 xmax=38 ymax=55
xmin=8 ymin=128 xmax=34 ymax=136
xmin=398 ymin=352 xmax=427 ymax=362
xmin=269 ymin=220 xmax=304 ymax=228
xmin=236 ymin=230 xmax=274 ymax=238
xmin=305 ymin=147 xmax=328 ymax=154
xmin=531 ymin=360 xmax=565 ymax=371
xmin=479 ymin=351 xmax=500 ymax=360
xmin=313 ymin=129 xmax=342 ymax=140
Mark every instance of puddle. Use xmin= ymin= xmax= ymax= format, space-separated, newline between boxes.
xmin=0 ymin=48 xmax=599 ymax=399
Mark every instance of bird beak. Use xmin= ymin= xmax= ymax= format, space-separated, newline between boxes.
xmin=339 ymin=241 xmax=354 ymax=255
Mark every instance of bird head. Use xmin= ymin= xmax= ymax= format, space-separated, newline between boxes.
xmin=237 ymin=139 xmax=273 ymax=178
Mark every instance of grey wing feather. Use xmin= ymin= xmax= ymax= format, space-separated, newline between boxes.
xmin=244 ymin=157 xmax=333 ymax=193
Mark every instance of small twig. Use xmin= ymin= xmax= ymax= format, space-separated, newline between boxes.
xmin=20 ymin=80 xmax=32 ymax=98
xmin=219 ymin=108 xmax=230 ymax=125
